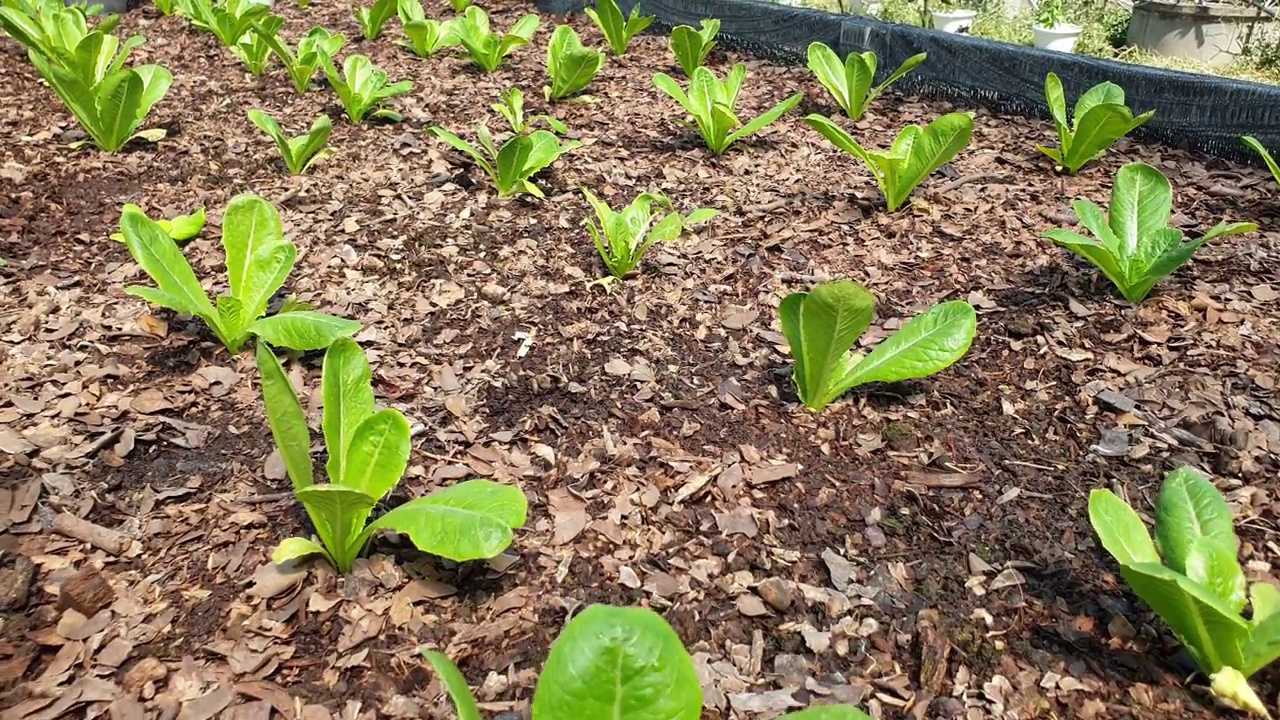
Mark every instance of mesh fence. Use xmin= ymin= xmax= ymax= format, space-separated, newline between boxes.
xmin=536 ymin=0 xmax=1280 ymax=164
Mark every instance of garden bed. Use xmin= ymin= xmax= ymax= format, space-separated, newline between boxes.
xmin=2 ymin=1 xmax=1280 ymax=719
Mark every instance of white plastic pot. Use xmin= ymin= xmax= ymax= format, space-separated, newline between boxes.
xmin=931 ymin=8 xmax=977 ymax=33
xmin=851 ymin=0 xmax=882 ymax=15
xmin=1033 ymin=22 xmax=1083 ymax=52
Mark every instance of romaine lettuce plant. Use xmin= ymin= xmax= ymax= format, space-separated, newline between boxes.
xmin=1090 ymin=466 xmax=1280 ymax=717
xmin=10 ymin=0 xmax=116 ymax=17
xmin=257 ymin=338 xmax=528 ymax=574
xmin=397 ymin=0 xmax=457 ymax=57
xmin=780 ymin=280 xmax=976 ymax=412
xmin=423 ymin=604 xmax=873 ymax=720
xmin=1044 ymin=162 xmax=1254 ymax=303
xmin=453 ymin=6 xmax=537 ymax=72
xmin=29 ymin=25 xmax=140 ymax=87
xmin=429 ymin=124 xmax=579 ymax=198
xmin=1242 ymin=136 xmax=1280 ymax=188
xmin=323 ymin=54 xmax=412 ymax=123
xmin=0 ymin=0 xmax=120 ymax=61
xmin=25 ymin=34 xmax=172 ymax=152
xmin=231 ymin=13 xmax=280 ymax=75
xmin=669 ymin=18 xmax=717 ymax=76
xmin=653 ymin=63 xmax=802 ymax=155
xmin=353 ymin=0 xmax=395 ymax=41
xmin=247 ymin=109 xmax=335 ymax=175
xmin=806 ymin=42 xmax=925 ymax=120
xmin=110 ymin=206 xmax=205 ymax=243
xmin=1036 ymin=72 xmax=1154 ymax=174
xmin=584 ymin=0 xmax=652 ymax=56
xmin=258 ymin=24 xmax=344 ymax=94
xmin=119 ymin=194 xmax=361 ymax=353
xmin=582 ymin=187 xmax=717 ymax=280
xmin=804 ymin=112 xmax=973 ymax=211
xmin=492 ymin=87 xmax=567 ymax=135
xmin=545 ymin=24 xmax=604 ymax=101
xmin=0 ymin=0 xmax=39 ymax=13
xmin=185 ymin=0 xmax=270 ymax=48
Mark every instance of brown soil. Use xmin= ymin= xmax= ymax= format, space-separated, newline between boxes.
xmin=2 ymin=1 xmax=1280 ymax=719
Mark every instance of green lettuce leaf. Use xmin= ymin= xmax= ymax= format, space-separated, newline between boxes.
xmin=119 ymin=204 xmax=217 ymax=321
xmin=532 ymin=605 xmax=703 ymax=720
xmin=420 ymin=651 xmax=484 ymax=720
xmin=254 ymin=342 xmax=314 ymax=492
xmin=358 ymin=479 xmax=526 ymax=561
xmin=843 ymin=300 xmax=977 ymax=388
xmin=245 ymin=311 xmax=360 ymax=352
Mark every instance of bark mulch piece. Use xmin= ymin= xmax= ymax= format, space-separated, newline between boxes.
xmin=2 ymin=1 xmax=1280 ymax=719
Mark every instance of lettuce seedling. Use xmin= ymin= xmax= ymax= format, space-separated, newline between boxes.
xmin=110 ymin=206 xmax=205 ymax=243
xmin=258 ymin=24 xmax=344 ymax=93
xmin=669 ymin=18 xmax=717 ymax=76
xmin=1242 ymin=136 xmax=1280 ymax=188
xmin=352 ymin=0 xmax=395 ymax=41
xmin=231 ymin=13 xmax=280 ymax=75
xmin=780 ymin=280 xmax=976 ymax=412
xmin=582 ymin=187 xmax=717 ymax=280
xmin=492 ymin=87 xmax=566 ymax=135
xmin=423 ymin=604 xmax=874 ymax=720
xmin=653 ymin=63 xmax=802 ymax=156
xmin=25 ymin=36 xmax=172 ymax=152
xmin=1044 ymin=162 xmax=1254 ymax=303
xmin=323 ymin=54 xmax=412 ymax=123
xmin=185 ymin=0 xmax=270 ymax=48
xmin=257 ymin=338 xmax=528 ymax=574
xmin=1036 ymin=73 xmax=1153 ymax=174
xmin=804 ymin=112 xmax=973 ymax=212
xmin=247 ymin=109 xmax=335 ymax=175
xmin=153 ymin=0 xmax=175 ymax=15
xmin=119 ymin=194 xmax=361 ymax=353
xmin=397 ymin=0 xmax=457 ymax=57
xmin=1090 ymin=466 xmax=1280 ymax=717
xmin=806 ymin=42 xmax=925 ymax=120
xmin=545 ymin=24 xmax=603 ymax=101
xmin=446 ymin=0 xmax=470 ymax=11
xmin=429 ymin=124 xmax=579 ymax=198
xmin=453 ymin=6 xmax=538 ymax=72
xmin=584 ymin=0 xmax=652 ymax=56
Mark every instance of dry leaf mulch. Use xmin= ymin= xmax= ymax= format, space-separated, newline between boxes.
xmin=2 ymin=1 xmax=1280 ymax=719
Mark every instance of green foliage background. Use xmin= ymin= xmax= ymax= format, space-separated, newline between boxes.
xmin=774 ymin=0 xmax=1280 ymax=85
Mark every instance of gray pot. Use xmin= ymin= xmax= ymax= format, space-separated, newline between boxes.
xmin=1128 ymin=0 xmax=1274 ymax=67
xmin=67 ymin=0 xmax=129 ymax=14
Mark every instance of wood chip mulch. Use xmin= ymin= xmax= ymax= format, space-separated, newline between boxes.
xmin=2 ymin=1 xmax=1279 ymax=718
